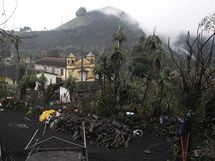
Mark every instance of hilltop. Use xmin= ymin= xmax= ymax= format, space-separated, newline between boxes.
xmin=19 ymin=7 xmax=145 ymax=57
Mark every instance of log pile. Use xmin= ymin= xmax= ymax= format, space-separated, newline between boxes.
xmin=54 ymin=114 xmax=132 ymax=148
xmin=53 ymin=114 xmax=179 ymax=148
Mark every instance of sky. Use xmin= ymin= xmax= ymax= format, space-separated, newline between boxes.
xmin=0 ymin=0 xmax=215 ymax=37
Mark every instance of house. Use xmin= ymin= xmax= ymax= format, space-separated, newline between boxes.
xmin=35 ymin=52 xmax=96 ymax=83
xmin=34 ymin=53 xmax=96 ymax=103
xmin=66 ymin=52 xmax=95 ymax=82
xmin=36 ymin=72 xmax=61 ymax=86
xmin=35 ymin=57 xmax=67 ymax=81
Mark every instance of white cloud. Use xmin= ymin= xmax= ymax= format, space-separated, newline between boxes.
xmin=0 ymin=0 xmax=214 ymax=36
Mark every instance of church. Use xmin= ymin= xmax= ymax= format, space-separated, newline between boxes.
xmin=34 ymin=52 xmax=95 ymax=84
xmin=66 ymin=52 xmax=95 ymax=82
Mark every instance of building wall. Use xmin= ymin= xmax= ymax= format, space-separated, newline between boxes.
xmin=35 ymin=54 xmax=95 ymax=82
xmin=5 ymin=78 xmax=17 ymax=85
xmin=66 ymin=57 xmax=95 ymax=82
xmin=63 ymin=68 xmax=67 ymax=80
xmin=36 ymin=73 xmax=57 ymax=85
xmin=35 ymin=64 xmax=66 ymax=80
xmin=35 ymin=64 xmax=44 ymax=71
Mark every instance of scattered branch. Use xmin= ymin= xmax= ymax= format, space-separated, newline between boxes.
xmin=0 ymin=0 xmax=18 ymax=26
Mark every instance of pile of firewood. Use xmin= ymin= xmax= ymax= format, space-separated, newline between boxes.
xmin=53 ymin=114 xmax=179 ymax=148
xmin=54 ymin=114 xmax=132 ymax=148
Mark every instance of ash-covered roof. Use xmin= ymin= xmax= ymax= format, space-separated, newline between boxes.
xmin=0 ymin=65 xmax=19 ymax=81
xmin=26 ymin=151 xmax=82 ymax=161
xmin=35 ymin=57 xmax=66 ymax=68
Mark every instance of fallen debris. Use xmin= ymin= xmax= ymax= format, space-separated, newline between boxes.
xmin=144 ymin=149 xmax=151 ymax=154
xmin=54 ymin=114 xmax=132 ymax=148
xmin=17 ymin=123 xmax=29 ymax=128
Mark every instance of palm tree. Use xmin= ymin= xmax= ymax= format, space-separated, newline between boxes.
xmin=38 ymin=73 xmax=47 ymax=86
xmin=18 ymin=61 xmax=27 ymax=83
xmin=18 ymin=74 xmax=38 ymax=100
xmin=111 ymin=27 xmax=128 ymax=93
xmin=28 ymin=74 xmax=37 ymax=90
xmin=37 ymin=73 xmax=47 ymax=100
xmin=118 ymin=73 xmax=142 ymax=112
xmin=127 ymin=80 xmax=142 ymax=111
xmin=113 ymin=25 xmax=128 ymax=47
xmin=19 ymin=75 xmax=28 ymax=100
xmin=110 ymin=47 xmax=125 ymax=87
xmin=143 ymin=34 xmax=164 ymax=79
xmin=94 ymin=50 xmax=109 ymax=91
xmin=64 ymin=75 xmax=76 ymax=102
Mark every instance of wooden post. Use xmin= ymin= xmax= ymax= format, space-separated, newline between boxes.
xmin=80 ymin=45 xmax=84 ymax=113
xmin=81 ymin=46 xmax=84 ymax=83
xmin=25 ymin=129 xmax=39 ymax=150
xmin=28 ymin=138 xmax=39 ymax=157
xmin=0 ymin=145 xmax=2 ymax=161
xmin=185 ymin=132 xmax=190 ymax=161
xmin=82 ymin=122 xmax=88 ymax=161
xmin=185 ymin=113 xmax=192 ymax=161
xmin=43 ymin=123 xmax=47 ymax=135
xmin=180 ymin=137 xmax=185 ymax=161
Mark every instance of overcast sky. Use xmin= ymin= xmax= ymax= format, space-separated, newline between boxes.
xmin=0 ymin=0 xmax=215 ymax=36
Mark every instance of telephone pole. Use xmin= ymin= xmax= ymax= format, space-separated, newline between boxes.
xmin=80 ymin=46 xmax=84 ymax=112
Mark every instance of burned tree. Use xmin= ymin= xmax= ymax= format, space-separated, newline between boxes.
xmin=0 ymin=29 xmax=24 ymax=62
xmin=168 ymin=30 xmax=215 ymax=112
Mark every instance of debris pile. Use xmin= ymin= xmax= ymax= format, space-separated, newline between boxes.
xmin=54 ymin=114 xmax=132 ymax=148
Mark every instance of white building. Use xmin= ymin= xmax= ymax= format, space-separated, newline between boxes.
xmin=60 ymin=86 xmax=70 ymax=103
xmin=35 ymin=57 xmax=67 ymax=81
xmin=36 ymin=72 xmax=58 ymax=85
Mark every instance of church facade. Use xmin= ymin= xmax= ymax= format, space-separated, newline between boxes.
xmin=66 ymin=52 xmax=95 ymax=82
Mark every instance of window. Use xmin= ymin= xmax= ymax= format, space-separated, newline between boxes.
xmin=67 ymin=60 xmax=70 ymax=65
xmin=79 ymin=71 xmax=87 ymax=81
xmin=61 ymin=69 xmax=64 ymax=75
xmin=72 ymin=60 xmax=75 ymax=64
xmin=52 ymin=67 xmax=55 ymax=73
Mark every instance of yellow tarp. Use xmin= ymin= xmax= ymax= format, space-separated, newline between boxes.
xmin=39 ymin=109 xmax=56 ymax=122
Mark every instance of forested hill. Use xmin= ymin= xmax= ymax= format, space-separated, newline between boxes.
xmin=19 ymin=7 xmax=145 ymax=57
